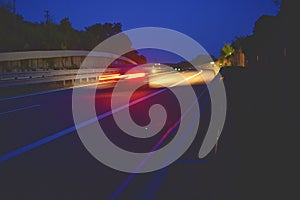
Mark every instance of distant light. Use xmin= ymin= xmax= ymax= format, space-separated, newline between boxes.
xmin=210 ymin=62 xmax=215 ymax=65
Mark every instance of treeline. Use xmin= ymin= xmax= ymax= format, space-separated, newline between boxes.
xmin=0 ymin=6 xmax=121 ymax=51
xmin=231 ymin=0 xmax=287 ymax=70
xmin=0 ymin=4 xmax=146 ymax=64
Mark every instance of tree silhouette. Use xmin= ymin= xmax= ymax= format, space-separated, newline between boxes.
xmin=0 ymin=5 xmax=125 ymax=52
xmin=221 ymin=43 xmax=235 ymax=58
xmin=0 ymin=4 xmax=147 ymax=68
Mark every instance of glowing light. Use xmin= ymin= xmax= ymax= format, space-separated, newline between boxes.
xmin=125 ymin=72 xmax=146 ymax=79
xmin=99 ymin=73 xmax=121 ymax=81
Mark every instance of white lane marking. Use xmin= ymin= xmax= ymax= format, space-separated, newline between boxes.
xmin=0 ymin=104 xmax=40 ymax=116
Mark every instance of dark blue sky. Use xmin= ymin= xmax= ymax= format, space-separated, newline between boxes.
xmin=13 ymin=0 xmax=278 ymax=59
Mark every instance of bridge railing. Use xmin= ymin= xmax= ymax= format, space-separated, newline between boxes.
xmin=0 ymin=69 xmax=106 ymax=88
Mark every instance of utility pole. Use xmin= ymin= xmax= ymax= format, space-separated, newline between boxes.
xmin=44 ymin=10 xmax=50 ymax=24
xmin=12 ymin=0 xmax=16 ymax=13
xmin=6 ymin=0 xmax=16 ymax=13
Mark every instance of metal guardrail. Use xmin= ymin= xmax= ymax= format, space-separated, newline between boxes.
xmin=0 ymin=71 xmax=49 ymax=80
xmin=0 ymin=69 xmax=105 ymax=88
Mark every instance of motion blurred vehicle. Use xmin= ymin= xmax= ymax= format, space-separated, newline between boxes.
xmin=98 ymin=62 xmax=217 ymax=89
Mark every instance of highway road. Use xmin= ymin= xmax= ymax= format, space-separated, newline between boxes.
xmin=0 ymin=80 xmax=239 ymax=200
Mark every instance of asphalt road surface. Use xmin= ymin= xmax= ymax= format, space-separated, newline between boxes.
xmin=0 ymin=81 xmax=239 ymax=200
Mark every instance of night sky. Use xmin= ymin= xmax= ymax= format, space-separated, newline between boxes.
xmin=13 ymin=0 xmax=278 ymax=60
